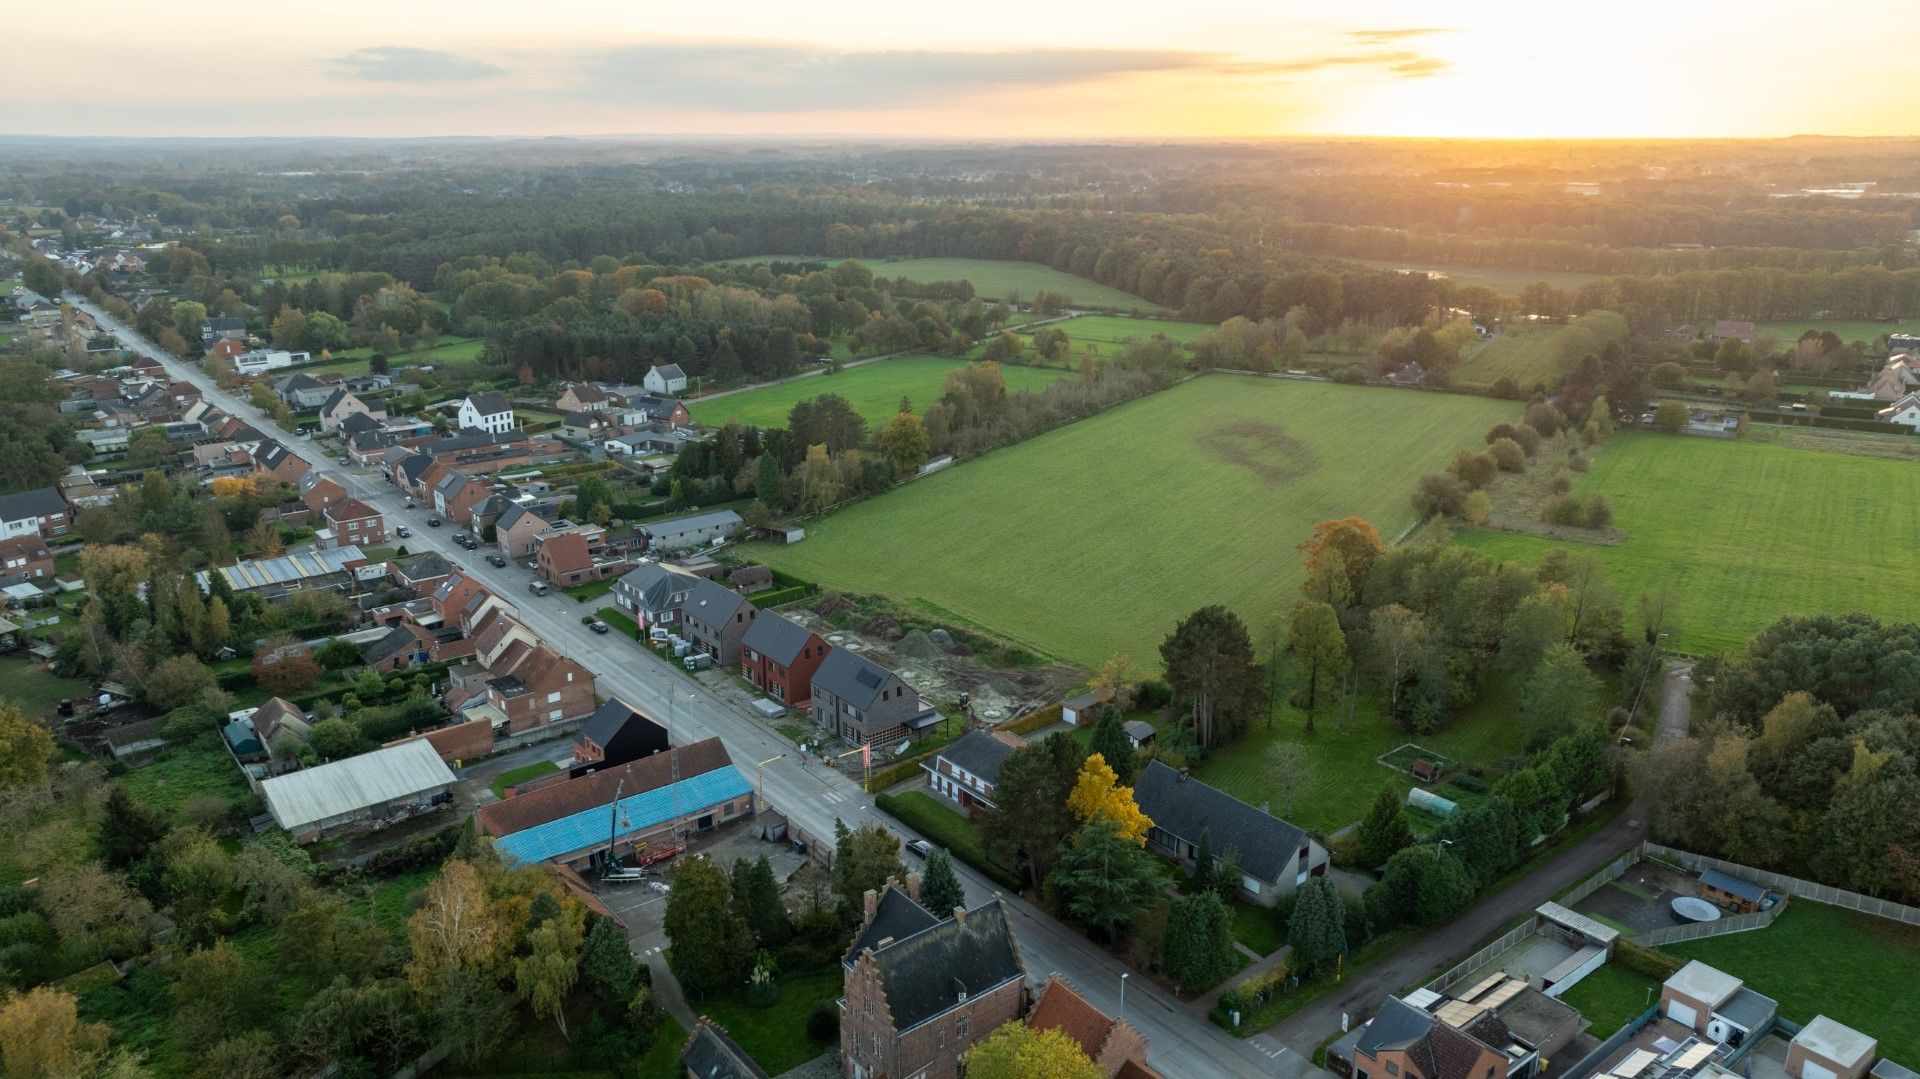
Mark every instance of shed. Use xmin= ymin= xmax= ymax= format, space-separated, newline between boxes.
xmin=1790 ymin=1016 xmax=1878 ymax=1079
xmin=261 ymin=739 xmax=457 ymax=843
xmin=1062 ymin=686 xmax=1112 ymax=726
xmin=1698 ymin=868 xmax=1768 ymax=914
xmin=1123 ymin=720 xmax=1156 ymax=749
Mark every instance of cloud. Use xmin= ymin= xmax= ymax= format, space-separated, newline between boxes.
xmin=332 ymin=46 xmax=505 ymax=82
xmin=1389 ymin=57 xmax=1450 ymax=78
xmin=1348 ymin=28 xmax=1455 ymax=43
xmin=576 ymin=41 xmax=1445 ymax=110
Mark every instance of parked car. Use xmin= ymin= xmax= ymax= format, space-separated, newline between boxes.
xmin=905 ymin=839 xmax=932 ymax=859
xmin=529 ymin=580 xmax=550 ymax=595
xmin=486 ymin=553 xmax=506 ymax=568
xmin=394 ymin=525 xmax=412 ymax=538
xmin=591 ymin=620 xmax=611 ymax=634
xmin=426 ymin=516 xmax=442 ymax=527
xmin=336 ymin=456 xmax=349 ymax=465
xmin=404 ymin=498 xmax=416 ymax=509
xmin=580 ymin=614 xmax=596 ymax=625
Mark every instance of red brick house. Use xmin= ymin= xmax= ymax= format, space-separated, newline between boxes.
xmin=840 ymin=884 xmax=1028 ymax=1079
xmin=300 ymin=474 xmax=349 ymax=516
xmin=0 ymin=535 xmax=55 ymax=581
xmin=481 ymin=642 xmax=596 ymax=733
xmin=537 ymin=531 xmax=627 ymax=586
xmin=496 ymin=505 xmax=553 ymax=559
xmin=740 ymin=611 xmax=828 ymax=708
xmin=0 ymin=487 xmax=74 ymax=541
xmin=923 ymin=730 xmax=1023 ymax=814
xmin=554 ymin=382 xmax=612 ymax=413
xmin=323 ymin=497 xmax=385 ymax=548
xmin=1026 ymin=976 xmax=1158 ymax=1078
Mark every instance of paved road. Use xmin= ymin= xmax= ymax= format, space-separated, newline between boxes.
xmin=1268 ymin=659 xmax=1697 ymax=1054
xmin=76 ymin=298 xmax=1293 ymax=1079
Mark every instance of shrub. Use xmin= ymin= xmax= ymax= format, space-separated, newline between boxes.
xmin=1137 ymin=680 xmax=1173 ymax=709
xmin=1490 ymin=376 xmax=1520 ymax=400
xmin=805 ymin=1000 xmax=840 ymax=1043
xmin=1488 ymin=437 xmax=1526 ymax=472
xmin=1615 ymin=937 xmax=1683 ymax=980
xmin=1541 ymin=494 xmax=1584 ymax=526
xmin=1448 ymin=450 xmax=1497 ymax=489
xmin=1582 ymin=495 xmax=1613 ymax=529
xmin=1413 ymin=472 xmax=1467 ymax=518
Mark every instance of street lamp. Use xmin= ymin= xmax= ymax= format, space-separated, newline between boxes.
xmin=1119 ymin=972 xmax=1129 ymax=1018
xmin=754 ymin=753 xmax=784 ymax=813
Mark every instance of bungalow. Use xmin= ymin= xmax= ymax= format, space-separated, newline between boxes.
xmin=639 ymin=508 xmax=742 ymax=552
xmin=233 ymin=349 xmax=309 ymax=376
xmin=318 ymin=388 xmax=385 ymax=435
xmin=1713 ymin=320 xmax=1755 ymax=343
xmin=609 ymin=561 xmax=701 ymax=630
xmin=0 ymin=487 xmax=73 ymax=540
xmin=1132 ymin=760 xmax=1328 ymax=906
xmin=367 ymin=623 xmax=436 ymax=672
xmin=457 ymin=391 xmax=515 ymax=434
xmin=681 ymin=576 xmax=758 ymax=666
xmin=923 ymin=729 xmax=1023 ymax=813
xmin=0 ymin=535 xmax=55 ymax=582
xmin=644 ymin=363 xmax=688 ymax=395
xmin=322 ymin=498 xmax=385 ymax=548
xmin=620 ymin=394 xmax=691 ymax=427
xmin=810 ymin=648 xmax=940 ymax=747
xmin=739 ymin=611 xmax=828 ymax=707
xmin=572 ymin=698 xmax=669 ymax=773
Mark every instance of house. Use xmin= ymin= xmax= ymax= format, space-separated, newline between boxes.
xmin=811 ymin=648 xmax=941 ymax=747
xmin=1713 ymin=320 xmax=1755 ymax=343
xmin=1026 ymin=975 xmax=1158 ymax=1079
xmin=1330 ymin=983 xmax=1580 ymax=1079
xmin=1386 ymin=361 xmax=1427 ymax=387
xmin=554 ymin=382 xmax=612 ymax=413
xmin=1659 ymin=961 xmax=1778 ymax=1043
xmin=1892 ymin=334 xmax=1920 ymax=353
xmin=621 ymin=394 xmax=692 ymax=427
xmin=322 ymin=498 xmax=385 ymax=548
xmin=645 ymin=363 xmax=689 ymax=395
xmin=1697 ymin=868 xmax=1769 ymax=914
xmin=681 ymin=576 xmax=758 ymax=666
xmin=468 ymin=642 xmax=597 ymax=734
xmin=253 ymin=441 xmax=310 ymax=486
xmin=367 ymin=623 xmax=437 ymax=672
xmin=573 ymin=698 xmax=670 ymax=773
xmin=457 ymin=392 xmax=515 ymax=434
xmin=1132 ymin=759 xmax=1329 ymax=905
xmin=840 ymin=884 xmax=1029 ymax=1079
xmin=318 ymin=388 xmax=385 ymax=435
xmin=538 ymin=532 xmax=615 ymax=587
xmin=201 ymin=316 xmax=247 ymax=344
xmin=260 ymin=739 xmax=457 ymax=843
xmin=474 ymin=737 xmax=751 ymax=868
xmin=391 ymin=551 xmax=453 ymax=595
xmin=0 ymin=487 xmax=73 ymax=540
xmin=432 ymin=470 xmax=491 ymax=527
xmin=275 ymin=372 xmax=334 ymax=410
xmin=299 ymin=474 xmax=349 ymax=516
xmin=1868 ymin=356 xmax=1920 ymax=400
xmin=496 ymin=505 xmax=556 ymax=558
xmin=1876 ymin=392 xmax=1920 ymax=431
xmin=640 ymin=509 xmax=742 ymax=552
xmin=728 ymin=564 xmax=774 ymax=594
xmin=922 ymin=729 xmax=1023 ymax=813
xmin=561 ymin=410 xmax=610 ymax=441
xmin=249 ymin=697 xmax=312 ymax=754
xmin=740 ymin=611 xmax=829 ymax=707
xmin=1062 ymin=686 xmax=1113 ymax=727
xmin=0 ymin=535 xmax=55 ymax=582
xmin=1788 ymin=1016 xmax=1878 ymax=1079
xmin=233 ymin=348 xmax=309 ymax=376
xmin=682 ymin=1019 xmax=770 ymax=1079
xmin=610 ymin=561 xmax=701 ymax=630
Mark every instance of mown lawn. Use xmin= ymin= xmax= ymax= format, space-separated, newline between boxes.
xmin=1557 ymin=962 xmax=1658 ymax=1037
xmin=1018 ymin=313 xmax=1214 ymax=359
xmin=1750 ymin=318 xmax=1920 ymax=347
xmin=0 ymin=655 xmax=95 ymax=721
xmin=492 ymin=760 xmax=561 ymax=798
xmin=694 ymin=969 xmax=842 ymax=1074
xmin=1455 ymin=432 xmax=1920 ymax=654
xmin=756 ymin=376 xmax=1516 ymax=668
xmin=1665 ymin=901 xmax=1920 ymax=1063
xmin=1231 ymin=902 xmax=1287 ymax=957
xmin=688 ymin=354 xmax=1068 ymax=430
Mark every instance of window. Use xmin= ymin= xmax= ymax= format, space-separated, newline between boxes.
xmin=725 ymin=802 xmax=735 ymax=815
xmin=547 ymin=691 xmax=562 ymax=704
xmin=1387 ymin=1062 xmax=1400 ymax=1076
xmin=937 ymin=1028 xmax=946 ymax=1049
xmin=956 ymin=1017 xmax=970 ymax=1039
xmin=548 ymin=708 xmax=562 ymax=720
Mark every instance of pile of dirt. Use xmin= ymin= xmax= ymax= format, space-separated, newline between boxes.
xmin=811 ymin=594 xmax=853 ymax=619
xmin=897 ymin=630 xmax=944 ymax=662
xmin=862 ymin=615 xmax=902 ymax=640
xmin=985 ymin=676 xmax=1022 ymax=699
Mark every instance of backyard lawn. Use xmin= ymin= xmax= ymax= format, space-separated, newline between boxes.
xmin=1455 ymin=432 xmax=1920 ymax=653
xmin=716 ymin=255 xmax=1153 ymax=309
xmin=1665 ymin=901 xmax=1920 ymax=1064
xmin=0 ymin=655 xmax=95 ymax=721
xmin=694 ymin=969 xmax=843 ymax=1074
xmin=1557 ymin=962 xmax=1658 ymax=1037
xmin=1230 ymin=902 xmax=1287 ymax=957
xmin=1750 ymin=318 xmax=1920 ymax=347
xmin=756 ymin=375 xmax=1516 ymax=668
xmin=116 ymin=742 xmax=256 ymax=828
xmin=492 ymin=760 xmax=562 ymax=798
xmin=301 ymin=334 xmax=486 ymax=376
xmin=688 ymin=354 xmax=1068 ymax=430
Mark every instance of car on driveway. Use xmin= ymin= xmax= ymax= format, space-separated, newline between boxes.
xmin=337 ymin=456 xmax=349 ymax=465
xmin=486 ymin=553 xmax=507 ymax=568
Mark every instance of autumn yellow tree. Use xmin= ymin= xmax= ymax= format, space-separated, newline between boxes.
xmin=1065 ymin=753 xmax=1151 ymax=844
xmin=1088 ymin=653 xmax=1138 ymax=712
xmin=0 ymin=701 xmax=55 ymax=790
xmin=405 ymin=859 xmax=503 ymax=1000
xmin=0 ymin=986 xmax=112 ymax=1077
xmin=963 ymin=1022 xmax=1102 ymax=1079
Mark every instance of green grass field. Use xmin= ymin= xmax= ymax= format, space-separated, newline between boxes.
xmin=1666 ymin=901 xmax=1920 ymax=1063
xmin=1454 ymin=326 xmax=1566 ymax=390
xmin=755 ymin=375 xmax=1516 ymax=668
xmin=1020 ymin=313 xmax=1215 ymax=358
xmin=1455 ymin=432 xmax=1920 ymax=654
xmin=688 ymin=355 xmax=1069 ymax=430
xmin=1556 ymin=963 xmax=1658 ymax=1037
xmin=491 ymin=760 xmax=561 ymax=798
xmin=1751 ymin=319 xmax=1920 ymax=348
xmin=694 ymin=969 xmax=843 ymax=1074
xmin=1345 ymin=258 xmax=1605 ymax=296
xmin=301 ymin=334 xmax=485 ymax=376
xmin=715 ymin=255 xmax=1153 ymax=309
xmin=0 ymin=656 xmax=95 ymax=721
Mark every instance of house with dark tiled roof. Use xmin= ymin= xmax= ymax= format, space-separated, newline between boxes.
xmin=810 ymin=648 xmax=940 ymax=747
xmin=554 ymin=382 xmax=612 ymax=413
xmin=681 ymin=576 xmax=757 ymax=666
xmin=0 ymin=487 xmax=73 ymax=540
xmin=318 ymin=388 xmax=385 ymax=434
xmin=572 ymin=698 xmax=669 ymax=773
xmin=1132 ymin=759 xmax=1327 ymax=906
xmin=609 ymin=560 xmax=701 ymax=630
xmin=367 ymin=622 xmax=436 ymax=672
xmin=1026 ymin=975 xmax=1158 ymax=1079
xmin=457 ymin=392 xmax=515 ymax=434
xmin=1329 ymin=974 xmax=1581 ymax=1079
xmin=681 ymin=1019 xmax=769 ymax=1079
xmin=922 ymin=729 xmax=1024 ymax=814
xmin=201 ymin=316 xmax=247 ymax=344
xmin=322 ymin=497 xmax=384 ymax=549
xmin=495 ymin=504 xmax=554 ymax=558
xmin=391 ymin=551 xmax=453 ymax=594
xmin=739 ymin=611 xmax=828 ymax=707
xmin=840 ymin=883 xmax=1029 ymax=1079
xmin=275 ymin=372 xmax=333 ymax=409
xmin=644 ymin=363 xmax=688 ymax=395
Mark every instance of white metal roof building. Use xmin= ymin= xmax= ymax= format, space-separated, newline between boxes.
xmin=261 ymin=739 xmax=457 ymax=842
xmin=196 ymin=545 xmax=371 ymax=595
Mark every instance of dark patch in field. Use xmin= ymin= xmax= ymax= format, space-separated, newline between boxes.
xmin=1199 ymin=419 xmax=1320 ymax=484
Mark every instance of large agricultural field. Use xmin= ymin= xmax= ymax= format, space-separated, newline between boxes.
xmin=687 ymin=355 xmax=1069 ymax=430
xmin=1455 ymin=432 xmax=1920 ymax=654
xmin=754 ymin=376 xmax=1516 ymax=668
xmin=1344 ymin=257 xmax=1605 ymax=295
xmin=715 ymin=255 xmax=1153 ymax=310
xmin=300 ymin=333 xmax=486 ymax=376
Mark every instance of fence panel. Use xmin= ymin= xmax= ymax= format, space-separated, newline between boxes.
xmin=1639 ymin=896 xmax=1786 ymax=947
xmin=1425 ymin=917 xmax=1541 ymax=994
xmin=1562 ymin=1003 xmax=1661 ymax=1079
xmin=1643 ymin=843 xmax=1920 ymax=928
xmin=1560 ymin=849 xmax=1638 ymax=908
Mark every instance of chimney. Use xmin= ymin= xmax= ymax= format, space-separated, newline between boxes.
xmin=904 ymin=873 xmax=921 ymax=901
xmin=952 ymin=906 xmax=967 ymax=925
xmin=864 ymin=888 xmax=880 ymax=921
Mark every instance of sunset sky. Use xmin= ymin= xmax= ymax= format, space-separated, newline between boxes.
xmin=15 ymin=0 xmax=1920 ymax=139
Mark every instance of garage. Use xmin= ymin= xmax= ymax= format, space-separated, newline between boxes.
xmin=1801 ymin=1062 xmax=1837 ymax=1079
xmin=1667 ymin=1001 xmax=1699 ymax=1028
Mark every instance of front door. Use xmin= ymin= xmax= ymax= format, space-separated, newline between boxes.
xmin=698 ymin=813 xmax=714 ymax=830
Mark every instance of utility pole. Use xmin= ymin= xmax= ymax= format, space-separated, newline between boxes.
xmin=754 ymin=754 xmax=784 ymax=813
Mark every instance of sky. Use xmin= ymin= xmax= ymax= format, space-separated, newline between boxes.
xmin=10 ymin=0 xmax=1920 ymax=139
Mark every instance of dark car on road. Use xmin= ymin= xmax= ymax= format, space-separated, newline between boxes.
xmin=590 ymin=620 xmax=611 ymax=634
xmin=486 ymin=553 xmax=507 ymax=567
xmin=426 ymin=516 xmax=442 ymax=527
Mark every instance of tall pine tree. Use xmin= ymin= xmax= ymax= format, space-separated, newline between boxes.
xmin=920 ymin=847 xmax=966 ymax=915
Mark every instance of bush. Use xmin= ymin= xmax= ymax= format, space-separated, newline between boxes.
xmin=1615 ymin=937 xmax=1683 ymax=980
xmin=1447 ymin=450 xmax=1497 ymax=489
xmin=1412 ymin=472 xmax=1467 ymax=518
xmin=1582 ymin=495 xmax=1613 ymax=529
xmin=364 ymin=826 xmax=458 ymax=878
xmin=1488 ymin=437 xmax=1526 ymax=472
xmin=806 ymin=1000 xmax=840 ymax=1043
xmin=1540 ymin=495 xmax=1583 ymax=526
xmin=1136 ymin=680 xmax=1173 ymax=709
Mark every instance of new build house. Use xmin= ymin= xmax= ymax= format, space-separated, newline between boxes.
xmin=740 ymin=611 xmax=829 ymax=707
xmin=810 ymin=648 xmax=941 ymax=747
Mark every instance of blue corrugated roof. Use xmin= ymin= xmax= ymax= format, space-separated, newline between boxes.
xmin=495 ymin=766 xmax=753 ymax=864
xmin=1700 ymin=868 xmax=1767 ymax=903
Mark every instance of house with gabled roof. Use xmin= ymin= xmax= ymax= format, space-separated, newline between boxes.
xmin=554 ymin=382 xmax=612 ymax=413
xmin=681 ymin=1019 xmax=769 ymax=1079
xmin=457 ymin=392 xmax=515 ymax=434
xmin=0 ymin=487 xmax=73 ymax=540
xmin=681 ymin=576 xmax=757 ymax=666
xmin=1875 ymin=391 xmax=1920 ymax=431
xmin=322 ymin=497 xmax=385 ymax=549
xmin=1132 ymin=759 xmax=1328 ymax=906
xmin=644 ymin=363 xmax=688 ymax=395
xmin=275 ymin=372 xmax=333 ymax=409
xmin=1026 ymin=975 xmax=1158 ymax=1079
xmin=572 ymin=698 xmax=669 ymax=773
xmin=0 ymin=535 xmax=55 ymax=584
xmin=810 ymin=648 xmax=940 ymax=747
xmin=319 ymin=388 xmax=385 ymax=434
xmin=740 ymin=611 xmax=828 ymax=707
xmin=495 ymin=504 xmax=556 ymax=558
xmin=923 ymin=729 xmax=1024 ymax=814
xmin=840 ymin=883 xmax=1029 ymax=1079
xmin=609 ymin=560 xmax=701 ymax=630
